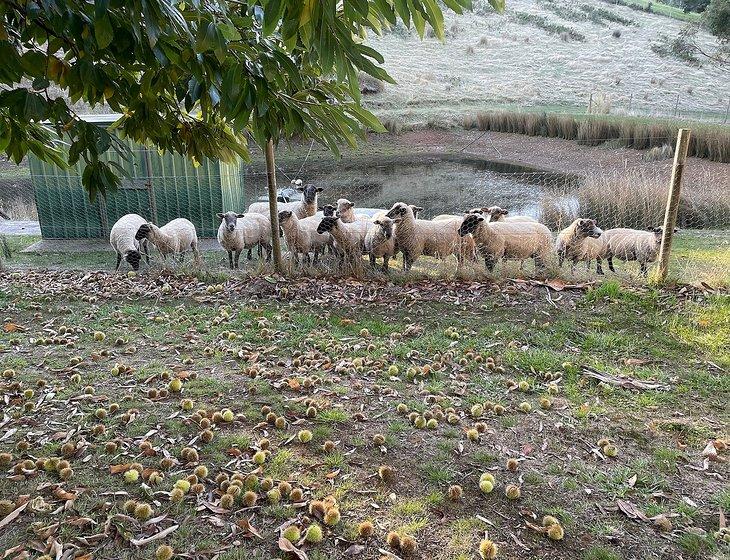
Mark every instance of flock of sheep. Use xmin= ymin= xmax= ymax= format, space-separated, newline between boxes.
xmin=110 ymin=181 xmax=671 ymax=277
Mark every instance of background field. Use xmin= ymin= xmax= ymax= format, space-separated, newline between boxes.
xmin=364 ymin=0 xmax=729 ymax=125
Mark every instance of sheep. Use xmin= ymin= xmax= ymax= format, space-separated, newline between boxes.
xmin=457 ymin=213 xmax=553 ymax=272
xmin=135 ymin=218 xmax=201 ymax=264
xmin=556 ymin=218 xmax=605 ymax=274
xmin=316 ymin=215 xmax=371 ymax=267
xmin=278 ymin=210 xmax=332 ymax=266
xmin=601 ymin=226 xmax=675 ymax=276
xmin=315 ymin=204 xmax=337 ymax=218
xmin=335 ymin=199 xmax=369 ymax=223
xmin=216 ymin=211 xmax=273 ymax=269
xmin=364 ymin=214 xmax=398 ymax=272
xmin=476 ymin=206 xmax=538 ymax=223
xmin=110 ymin=213 xmax=150 ymax=271
xmin=384 ymin=202 xmax=475 ymax=271
xmin=409 ymin=205 xmax=424 ymax=219
xmin=246 ymin=183 xmax=323 ymax=219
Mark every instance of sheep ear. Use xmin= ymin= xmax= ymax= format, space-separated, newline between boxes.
xmin=296 ymin=186 xmax=305 ymax=192
xmin=501 ymin=209 xmax=509 ymax=215
xmin=393 ymin=217 xmax=402 ymax=223
xmin=216 ymin=213 xmax=224 ymax=220
xmin=236 ymin=213 xmax=245 ymax=218
xmin=316 ymin=187 xmax=324 ymax=192
xmin=373 ymin=219 xmax=382 ymax=225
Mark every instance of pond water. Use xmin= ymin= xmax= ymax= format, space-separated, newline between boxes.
xmin=243 ymin=154 xmax=579 ymax=219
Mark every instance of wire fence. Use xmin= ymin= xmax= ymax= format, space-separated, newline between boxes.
xmin=0 ymin=155 xmax=728 ymax=282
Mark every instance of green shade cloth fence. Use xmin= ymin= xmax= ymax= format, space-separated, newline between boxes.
xmin=28 ymin=115 xmax=244 ymax=239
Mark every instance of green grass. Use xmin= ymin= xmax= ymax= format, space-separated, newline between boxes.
xmin=0 ymin=272 xmax=728 ymax=560
xmin=599 ymin=0 xmax=702 ymax=22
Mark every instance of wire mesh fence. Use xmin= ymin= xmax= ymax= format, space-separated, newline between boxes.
xmin=0 ymin=153 xmax=728 ymax=282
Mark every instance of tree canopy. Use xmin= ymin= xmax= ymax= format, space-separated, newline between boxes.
xmin=0 ymin=0 xmax=503 ymax=200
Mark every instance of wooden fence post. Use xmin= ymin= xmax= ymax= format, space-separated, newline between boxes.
xmin=656 ymin=128 xmax=690 ymax=283
xmin=265 ymin=138 xmax=284 ymax=273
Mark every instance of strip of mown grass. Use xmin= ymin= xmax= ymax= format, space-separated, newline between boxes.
xmin=0 ymin=274 xmax=727 ymax=559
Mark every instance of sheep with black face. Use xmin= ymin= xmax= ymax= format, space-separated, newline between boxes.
xmin=247 ymin=183 xmax=323 ymax=219
xmin=110 ymin=214 xmax=150 ymax=271
xmin=458 ymin=212 xmax=552 ymax=272
xmin=385 ymin=202 xmax=474 ymax=271
xmin=135 ymin=218 xmax=200 ymax=264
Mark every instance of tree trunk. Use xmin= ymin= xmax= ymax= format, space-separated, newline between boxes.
xmin=265 ymin=138 xmax=284 ymax=273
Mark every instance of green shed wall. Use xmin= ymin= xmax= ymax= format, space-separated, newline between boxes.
xmin=29 ymin=129 xmax=244 ymax=239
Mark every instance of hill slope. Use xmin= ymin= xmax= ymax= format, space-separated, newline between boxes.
xmin=365 ymin=0 xmax=728 ymax=124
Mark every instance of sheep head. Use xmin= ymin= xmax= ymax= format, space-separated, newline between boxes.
xmin=317 ymin=216 xmax=339 ymax=234
xmin=320 ymin=204 xmax=337 ymax=217
xmin=576 ymin=218 xmax=602 ymax=239
xmin=278 ymin=210 xmax=294 ymax=223
xmin=649 ymin=226 xmax=679 ymax=240
xmin=125 ymin=250 xmax=142 ymax=270
xmin=385 ymin=202 xmax=411 ymax=220
xmin=483 ymin=206 xmax=509 ymax=222
xmin=458 ymin=214 xmax=484 ymax=237
xmin=217 ymin=211 xmax=244 ymax=232
xmin=135 ymin=224 xmax=153 ymax=241
xmin=297 ymin=183 xmax=323 ymax=204
xmin=373 ymin=216 xmax=395 ymax=239
xmin=337 ymin=199 xmax=355 ymax=212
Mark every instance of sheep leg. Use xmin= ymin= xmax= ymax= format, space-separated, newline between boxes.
xmin=570 ymin=259 xmax=577 ymax=274
xmin=313 ymin=248 xmax=320 ymax=265
xmin=640 ymin=261 xmax=648 ymax=277
xmin=596 ymin=258 xmax=604 ymax=275
xmin=115 ymin=253 xmax=122 ymax=272
xmin=484 ymin=255 xmax=496 ymax=272
xmin=402 ymin=252 xmax=413 ymax=272
xmin=305 ymin=253 xmax=312 ymax=266
xmin=247 ymin=247 xmax=253 ymax=260
xmin=608 ymin=256 xmax=615 ymax=273
xmin=558 ymin=252 xmax=565 ymax=268
xmin=143 ymin=240 xmax=151 ymax=264
xmin=369 ymin=254 xmax=376 ymax=268
xmin=264 ymin=244 xmax=272 ymax=262
xmin=228 ymin=251 xmax=234 ymax=269
xmin=258 ymin=243 xmax=263 ymax=258
xmin=234 ymin=250 xmax=242 ymax=269
xmin=382 ymin=256 xmax=390 ymax=273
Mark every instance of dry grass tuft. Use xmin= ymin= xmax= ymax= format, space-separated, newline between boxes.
xmin=472 ymin=111 xmax=730 ymax=163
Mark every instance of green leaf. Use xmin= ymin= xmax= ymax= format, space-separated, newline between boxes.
xmin=95 ymin=14 xmax=114 ymax=49
xmin=488 ymin=0 xmax=505 ymax=13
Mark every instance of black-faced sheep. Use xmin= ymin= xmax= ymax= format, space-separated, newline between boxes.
xmin=110 ymin=213 xmax=150 ymax=271
xmin=217 ymin=211 xmax=273 ymax=269
xmin=135 ymin=218 xmax=200 ymax=264
xmin=247 ymin=183 xmax=323 ymax=219
xmin=556 ymin=218 xmax=605 ymax=274
xmin=316 ymin=215 xmax=371 ymax=267
xmin=385 ymin=202 xmax=475 ymax=271
xmin=458 ymin=213 xmax=552 ymax=272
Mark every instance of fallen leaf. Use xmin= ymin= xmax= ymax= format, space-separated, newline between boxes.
xmin=278 ymin=536 xmax=309 ymax=560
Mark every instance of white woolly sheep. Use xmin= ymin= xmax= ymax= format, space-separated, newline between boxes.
xmin=110 ymin=213 xmax=150 ymax=271
xmin=601 ymin=226 xmax=674 ymax=276
xmin=246 ymin=183 xmax=323 ymax=219
xmin=279 ymin=210 xmax=332 ymax=266
xmin=458 ymin=213 xmax=553 ymax=272
xmin=135 ymin=218 xmax=201 ymax=264
xmin=477 ymin=206 xmax=538 ymax=223
xmin=335 ymin=198 xmax=371 ymax=223
xmin=316 ymin=215 xmax=371 ymax=267
xmin=556 ymin=218 xmax=604 ymax=274
xmin=364 ymin=214 xmax=398 ymax=272
xmin=385 ymin=202 xmax=475 ymax=271
xmin=217 ymin=212 xmax=272 ymax=269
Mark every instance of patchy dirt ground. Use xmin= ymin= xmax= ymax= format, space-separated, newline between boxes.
xmin=0 ymin=271 xmax=728 ymax=560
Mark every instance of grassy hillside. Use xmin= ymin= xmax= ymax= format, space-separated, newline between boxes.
xmin=364 ymin=0 xmax=727 ymax=126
